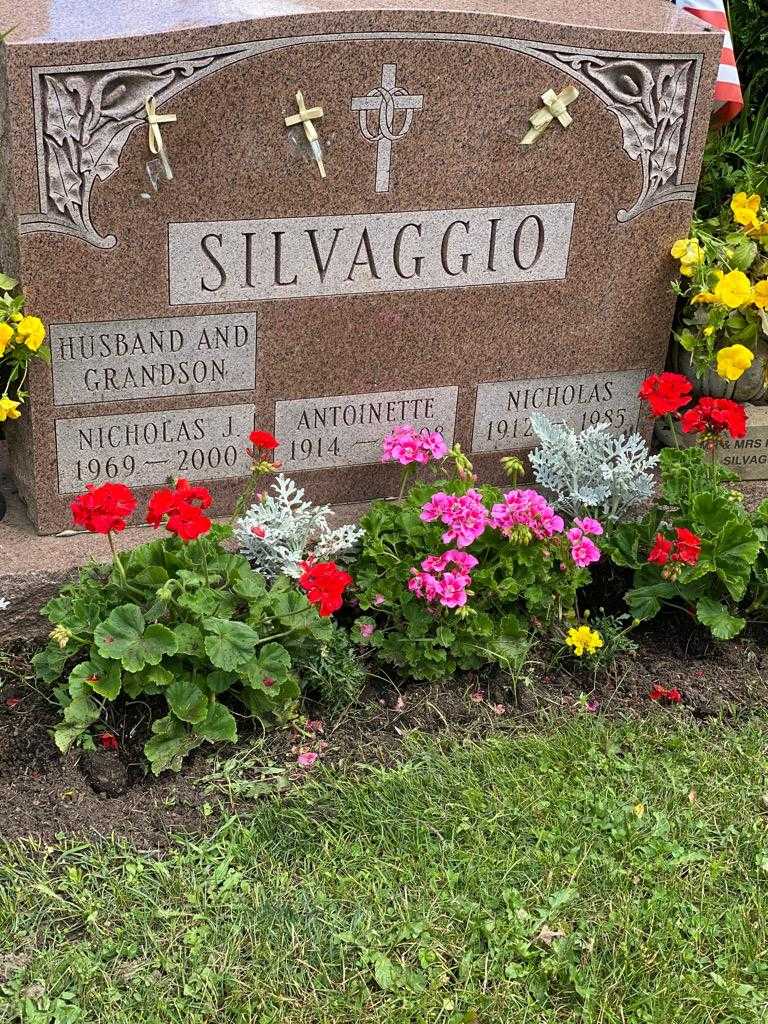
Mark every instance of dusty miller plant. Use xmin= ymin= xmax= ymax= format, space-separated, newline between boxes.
xmin=529 ymin=414 xmax=658 ymax=521
xmin=236 ymin=473 xmax=363 ymax=580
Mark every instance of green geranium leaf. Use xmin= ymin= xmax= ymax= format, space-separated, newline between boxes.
xmin=207 ymin=670 xmax=233 ymax=694
xmin=144 ymin=714 xmax=202 ymax=775
xmin=203 ymin=618 xmax=260 ymax=672
xmin=32 ymin=642 xmax=72 ymax=684
xmin=54 ymin=680 xmax=101 ymax=753
xmin=123 ymin=664 xmax=175 ymax=698
xmin=705 ymin=519 xmax=761 ymax=601
xmin=173 ymin=623 xmax=204 ymax=657
xmin=166 ymin=677 xmax=209 ymax=724
xmin=626 ymin=579 xmax=677 ymax=622
xmin=195 ymin=702 xmax=238 ymax=743
xmin=94 ymin=605 xmax=178 ymax=673
xmin=69 ymin=655 xmax=121 ymax=700
xmin=241 ymin=642 xmax=292 ymax=687
xmin=696 ymin=597 xmax=746 ymax=640
xmin=691 ymin=492 xmax=739 ymax=536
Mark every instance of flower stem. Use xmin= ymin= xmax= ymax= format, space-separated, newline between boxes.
xmin=107 ymin=531 xmax=127 ymax=585
xmin=667 ymin=413 xmax=680 ymax=450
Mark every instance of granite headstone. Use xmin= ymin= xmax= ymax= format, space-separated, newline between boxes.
xmin=0 ymin=0 xmax=722 ymax=533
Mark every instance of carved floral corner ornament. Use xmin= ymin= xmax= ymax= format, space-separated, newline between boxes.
xmin=21 ymin=33 xmax=704 ymax=249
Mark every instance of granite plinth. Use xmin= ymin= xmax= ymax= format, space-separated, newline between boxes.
xmin=0 ymin=0 xmax=722 ymax=533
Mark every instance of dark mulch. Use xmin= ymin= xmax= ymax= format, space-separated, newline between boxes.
xmin=2 ymin=611 xmax=767 ymax=849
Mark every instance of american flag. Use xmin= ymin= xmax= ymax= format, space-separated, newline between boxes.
xmin=674 ymin=0 xmax=743 ymax=122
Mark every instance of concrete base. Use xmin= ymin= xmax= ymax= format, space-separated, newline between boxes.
xmin=0 ymin=443 xmax=368 ymax=641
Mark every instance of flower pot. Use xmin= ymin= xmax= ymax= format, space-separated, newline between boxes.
xmin=669 ymin=341 xmax=768 ymax=404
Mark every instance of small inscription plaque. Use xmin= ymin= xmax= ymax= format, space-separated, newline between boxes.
xmin=472 ymin=370 xmax=648 ymax=453
xmin=275 ymin=386 xmax=458 ymax=472
xmin=56 ymin=404 xmax=254 ymax=493
xmin=168 ymin=204 xmax=575 ymax=305
xmin=719 ymin=404 xmax=768 ymax=480
xmin=50 ymin=313 xmax=258 ymax=406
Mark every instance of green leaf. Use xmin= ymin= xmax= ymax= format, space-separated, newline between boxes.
xmin=231 ymin=571 xmax=268 ymax=602
xmin=194 ymin=702 xmax=238 ymax=743
xmin=691 ymin=492 xmax=740 ymax=536
xmin=240 ymin=642 xmax=292 ymax=687
xmin=626 ymin=578 xmax=678 ymax=622
xmin=166 ymin=677 xmax=210 ymax=724
xmin=32 ymin=642 xmax=71 ymax=684
xmin=123 ymin=665 xmax=174 ymax=698
xmin=94 ymin=605 xmax=177 ymax=673
xmin=173 ymin=623 xmax=204 ymax=656
xmin=144 ymin=715 xmax=201 ymax=775
xmin=0 ymin=272 xmax=17 ymax=290
xmin=54 ymin=678 xmax=101 ymax=753
xmin=69 ymin=656 xmax=121 ymax=700
xmin=207 ymin=670 xmax=234 ymax=694
xmin=705 ymin=519 xmax=761 ymax=601
xmin=696 ymin=597 xmax=746 ymax=640
xmin=203 ymin=618 xmax=260 ymax=672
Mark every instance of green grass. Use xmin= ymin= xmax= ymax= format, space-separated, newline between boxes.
xmin=2 ymin=716 xmax=768 ymax=1023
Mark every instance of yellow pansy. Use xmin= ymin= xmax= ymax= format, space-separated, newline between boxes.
xmin=713 ymin=269 xmax=753 ymax=309
xmin=565 ymin=625 xmax=604 ymax=657
xmin=0 ymin=321 xmax=14 ymax=357
xmin=731 ymin=191 xmax=762 ymax=230
xmin=691 ymin=289 xmax=717 ymax=304
xmin=0 ymin=396 xmax=21 ymax=421
xmin=753 ymin=280 xmax=768 ymax=310
xmin=671 ymin=238 xmax=703 ymax=275
xmin=716 ymin=344 xmax=754 ymax=381
xmin=16 ymin=315 xmax=46 ymax=351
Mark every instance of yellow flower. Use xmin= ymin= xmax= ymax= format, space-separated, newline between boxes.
xmin=731 ymin=191 xmax=762 ymax=231
xmin=49 ymin=625 xmax=72 ymax=649
xmin=16 ymin=315 xmax=46 ymax=351
xmin=691 ymin=289 xmax=717 ymax=304
xmin=0 ymin=396 xmax=21 ymax=421
xmin=565 ymin=625 xmax=604 ymax=657
xmin=716 ymin=344 xmax=754 ymax=381
xmin=703 ymin=325 xmax=715 ymax=337
xmin=0 ymin=321 xmax=14 ymax=357
xmin=713 ymin=269 xmax=753 ymax=308
xmin=753 ymin=280 xmax=768 ymax=310
xmin=671 ymin=238 xmax=703 ymax=275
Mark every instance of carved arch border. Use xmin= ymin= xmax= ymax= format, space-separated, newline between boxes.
xmin=22 ymin=30 xmax=704 ymax=248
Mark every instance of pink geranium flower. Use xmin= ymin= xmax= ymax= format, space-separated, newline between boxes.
xmin=490 ymin=489 xmax=564 ymax=539
xmin=381 ymin=426 xmax=447 ymax=466
xmin=421 ymin=490 xmax=489 ymax=548
xmin=297 ymin=751 xmax=318 ymax=767
xmin=570 ymin=536 xmax=601 ymax=567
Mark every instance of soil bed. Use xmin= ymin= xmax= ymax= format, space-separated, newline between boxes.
xmin=1 ymin=613 xmax=767 ymax=848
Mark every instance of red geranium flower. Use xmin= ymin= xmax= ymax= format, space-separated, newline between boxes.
xmin=97 ymin=731 xmax=119 ymax=751
xmin=167 ymin=503 xmax=212 ymax=542
xmin=146 ymin=478 xmax=212 ymax=541
xmin=674 ymin=527 xmax=702 ymax=566
xmin=648 ymin=534 xmax=673 ymax=565
xmin=71 ymin=482 xmax=137 ymax=534
xmin=638 ymin=373 xmax=693 ymax=418
xmin=249 ymin=430 xmax=279 ymax=451
xmin=649 ymin=684 xmax=682 ymax=703
xmin=298 ymin=561 xmax=353 ymax=616
xmin=680 ymin=397 xmax=747 ymax=439
xmin=647 ymin=528 xmax=702 ymax=568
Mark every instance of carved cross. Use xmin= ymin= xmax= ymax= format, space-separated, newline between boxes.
xmin=285 ymin=90 xmax=326 ymax=178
